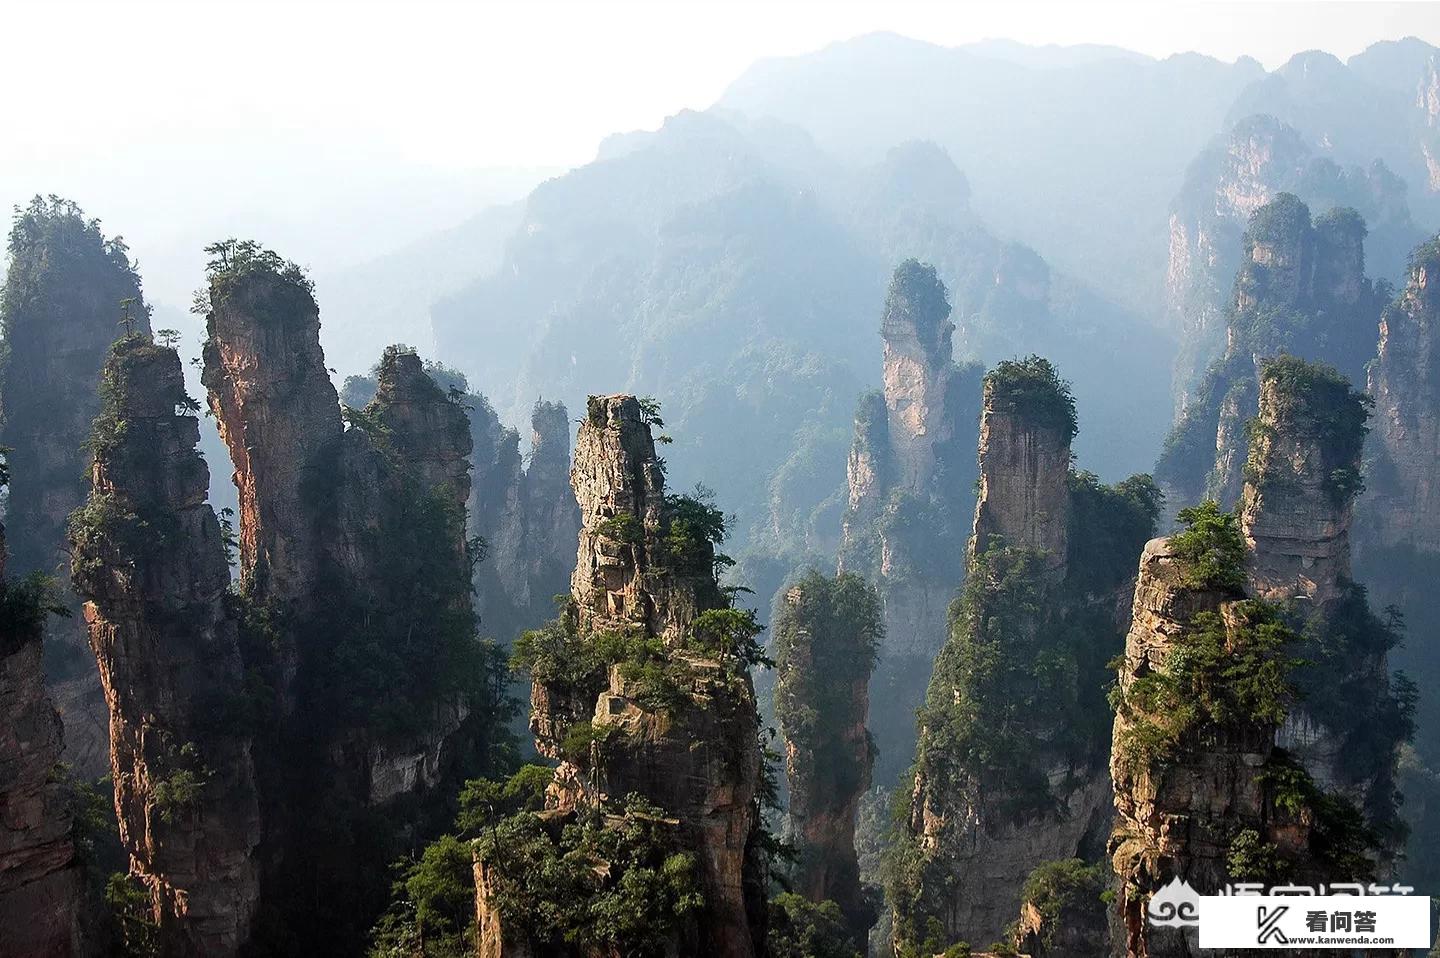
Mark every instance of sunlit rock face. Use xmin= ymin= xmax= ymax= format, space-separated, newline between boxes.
xmin=1115 ymin=359 xmax=1409 ymax=958
xmin=839 ymin=260 xmax=983 ymax=784
xmin=72 ymin=337 xmax=262 ymax=956
xmin=490 ymin=394 xmax=765 ymax=958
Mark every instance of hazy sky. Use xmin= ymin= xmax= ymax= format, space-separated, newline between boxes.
xmin=6 ymin=0 xmax=1440 ymax=304
xmin=9 ymin=0 xmax=1440 ymax=170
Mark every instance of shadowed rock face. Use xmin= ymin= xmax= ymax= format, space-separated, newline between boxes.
xmin=1157 ymin=193 xmax=1385 ymax=524
xmin=0 ymin=515 xmax=85 ymax=958
xmin=1166 ymin=116 xmax=1416 ymax=411
xmin=71 ymin=249 xmax=487 ymax=955
xmin=0 ymin=198 xmax=152 ymax=780
xmin=483 ymin=394 xmax=765 ymax=958
xmin=1364 ymin=241 xmax=1440 ymax=556
xmin=839 ymin=261 xmax=983 ymax=784
xmin=774 ymin=573 xmax=878 ymax=943
xmin=1113 ymin=360 xmax=1407 ymax=957
xmin=469 ymin=397 xmax=579 ymax=646
xmin=71 ymin=337 xmax=262 ymax=956
xmin=894 ymin=359 xmax=1137 ymax=951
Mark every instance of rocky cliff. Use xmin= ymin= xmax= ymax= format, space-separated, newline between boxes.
xmin=470 ymin=398 xmax=578 ymax=645
xmin=1167 ymin=116 xmax=1417 ymax=409
xmin=68 ymin=241 xmax=498 ymax=955
xmin=69 ymin=335 xmax=262 ymax=956
xmin=1363 ymin=237 xmax=1440 ymax=556
xmin=1356 ymin=236 xmax=1440 ymax=797
xmin=1243 ymin=358 xmax=1409 ymax=829
xmin=888 ymin=358 xmax=1159 ymax=952
xmin=343 ymin=368 xmax=577 ymax=647
xmin=1112 ymin=359 xmax=1411 ymax=957
xmin=1 ymin=486 xmax=86 ymax=957
xmin=773 ymin=570 xmax=880 ymax=943
xmin=475 ymin=394 xmax=766 ymax=957
xmin=0 ymin=196 xmax=152 ymax=779
xmin=839 ymin=260 xmax=983 ymax=784
xmin=1158 ymin=193 xmax=1387 ymax=521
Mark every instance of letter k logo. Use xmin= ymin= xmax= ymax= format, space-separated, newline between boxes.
xmin=1257 ymin=905 xmax=1289 ymax=944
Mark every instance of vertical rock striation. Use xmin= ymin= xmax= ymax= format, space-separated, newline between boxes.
xmin=1241 ymin=358 xmax=1364 ymax=606
xmin=839 ymin=260 xmax=983 ymax=784
xmin=470 ymin=397 xmax=579 ymax=645
xmin=1112 ymin=357 xmax=1411 ymax=957
xmin=70 ymin=336 xmax=262 ymax=956
xmin=773 ymin=571 xmax=881 ymax=943
xmin=343 ymin=367 xmax=578 ymax=647
xmin=477 ymin=394 xmax=766 ymax=958
xmin=1243 ymin=357 xmax=1408 ymax=826
xmin=889 ymin=358 xmax=1159 ymax=952
xmin=1158 ymin=193 xmax=1386 ymax=521
xmin=1166 ymin=116 xmax=1416 ymax=410
xmin=0 ymin=196 xmax=151 ymax=779
xmin=969 ymin=359 xmax=1073 ymax=579
xmin=70 ymin=241 xmax=499 ymax=955
xmin=1108 ymin=537 xmax=1295 ymax=958
xmin=201 ymin=254 xmax=340 ymax=711
xmin=0 ymin=491 xmax=85 ymax=957
xmin=1363 ymin=237 xmax=1440 ymax=556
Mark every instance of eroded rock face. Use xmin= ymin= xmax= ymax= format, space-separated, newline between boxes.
xmin=1114 ymin=363 xmax=1408 ymax=955
xmin=773 ymin=574 xmax=878 ymax=942
xmin=969 ymin=373 xmax=1072 ymax=580
xmin=1158 ymin=193 xmax=1386 ymax=521
xmin=67 ymin=251 xmax=491 ymax=955
xmin=1364 ymin=240 xmax=1440 ymax=555
xmin=470 ymin=398 xmax=579 ymax=645
xmin=1167 ymin=116 xmax=1415 ymax=410
xmin=892 ymin=359 xmax=1145 ymax=950
xmin=71 ymin=337 xmax=262 ymax=956
xmin=0 ymin=197 xmax=152 ymax=780
xmin=502 ymin=394 xmax=765 ymax=958
xmin=202 ymin=269 xmax=341 ymax=610
xmin=1108 ymin=540 xmax=1286 ymax=958
xmin=1242 ymin=358 xmax=1403 ymax=827
xmin=0 ymin=518 xmax=86 ymax=958
xmin=1242 ymin=366 xmax=1360 ymax=606
xmin=838 ymin=261 xmax=983 ymax=783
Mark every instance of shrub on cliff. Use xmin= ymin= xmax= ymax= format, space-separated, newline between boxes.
xmin=984 ymin=355 xmax=1078 ymax=441
xmin=1168 ymin=500 xmax=1247 ymax=591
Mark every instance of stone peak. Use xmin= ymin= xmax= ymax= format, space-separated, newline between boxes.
xmin=881 ymin=259 xmax=954 ymax=364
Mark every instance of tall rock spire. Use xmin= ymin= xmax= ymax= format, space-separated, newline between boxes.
xmin=71 ymin=335 xmax=262 ymax=956
xmin=0 ymin=196 xmax=152 ymax=779
xmin=0 ymin=481 xmax=86 ymax=957
xmin=838 ymin=260 xmax=983 ymax=784
xmin=888 ymin=357 xmax=1158 ymax=953
xmin=478 ymin=394 xmax=766 ymax=958
xmin=1112 ymin=357 xmax=1411 ymax=957
xmin=773 ymin=571 xmax=880 ymax=945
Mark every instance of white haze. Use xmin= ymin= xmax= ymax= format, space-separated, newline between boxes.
xmin=3 ymin=0 xmax=1440 ymax=311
